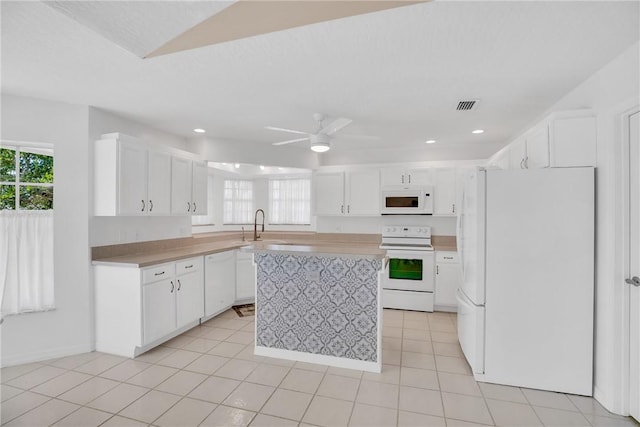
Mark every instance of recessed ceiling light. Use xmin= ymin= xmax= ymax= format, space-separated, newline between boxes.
xmin=472 ymin=129 xmax=484 ymax=134
xmin=425 ymin=139 xmax=436 ymax=144
xmin=193 ymin=128 xmax=206 ymax=133
xmin=259 ymin=165 xmax=265 ymax=170
xmin=234 ymin=163 xmax=240 ymax=168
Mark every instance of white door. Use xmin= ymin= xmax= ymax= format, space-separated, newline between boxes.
xmin=147 ymin=151 xmax=171 ymax=215
xmin=314 ymin=172 xmax=344 ymax=215
xmin=171 ymin=157 xmax=192 ymax=215
xmin=458 ymin=169 xmax=485 ymax=305
xmin=142 ymin=278 xmax=176 ymax=344
xmin=176 ymin=272 xmax=204 ymax=328
xmin=405 ymin=168 xmax=432 ymax=186
xmin=346 ymin=169 xmax=380 ymax=215
xmin=629 ymin=110 xmax=640 ymax=422
xmin=526 ymin=125 xmax=550 ymax=168
xmin=509 ymin=137 xmax=527 ymax=169
xmin=118 ymin=142 xmax=147 ymax=215
xmin=380 ymin=168 xmax=406 ymax=186
xmin=236 ymin=252 xmax=256 ymax=302
xmin=433 ymin=168 xmax=456 ymax=215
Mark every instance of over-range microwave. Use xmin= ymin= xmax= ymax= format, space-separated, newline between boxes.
xmin=381 ymin=186 xmax=434 ymax=215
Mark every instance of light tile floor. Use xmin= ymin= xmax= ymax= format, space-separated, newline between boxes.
xmin=1 ymin=309 xmax=637 ymax=427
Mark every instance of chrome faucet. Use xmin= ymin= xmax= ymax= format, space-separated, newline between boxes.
xmin=254 ymin=209 xmax=265 ymax=241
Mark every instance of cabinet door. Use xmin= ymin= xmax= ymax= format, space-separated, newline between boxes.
xmin=381 ymin=168 xmax=406 ymax=186
xmin=435 ymin=257 xmax=461 ymax=309
xmin=192 ymin=162 xmax=208 ymax=216
xmin=526 ymin=125 xmax=550 ymax=168
xmin=142 ymin=278 xmax=176 ymax=344
xmin=551 ymin=116 xmax=597 ymax=167
xmin=205 ymin=251 xmax=236 ymax=317
xmin=433 ymin=168 xmax=456 ymax=215
xmin=314 ymin=172 xmax=345 ymax=215
xmin=236 ymin=252 xmax=256 ymax=302
xmin=118 ymin=142 xmax=148 ymax=215
xmin=147 ymin=151 xmax=171 ymax=215
xmin=171 ymin=157 xmax=192 ymax=215
xmin=176 ymin=271 xmax=204 ymax=328
xmin=509 ymin=138 xmax=527 ymax=169
xmin=406 ymin=168 xmax=432 ymax=186
xmin=346 ymin=169 xmax=380 ymax=215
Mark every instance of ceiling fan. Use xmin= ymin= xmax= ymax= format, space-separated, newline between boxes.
xmin=266 ymin=113 xmax=376 ymax=153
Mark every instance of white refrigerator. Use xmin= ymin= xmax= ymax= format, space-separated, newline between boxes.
xmin=456 ymin=167 xmax=594 ymax=396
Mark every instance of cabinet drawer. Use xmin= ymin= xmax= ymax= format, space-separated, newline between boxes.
xmin=176 ymin=257 xmax=203 ymax=276
xmin=436 ymin=252 xmax=458 ymax=263
xmin=142 ymin=263 xmax=175 ymax=284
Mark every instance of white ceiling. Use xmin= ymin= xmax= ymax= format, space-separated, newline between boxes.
xmin=2 ymin=1 xmax=639 ymax=162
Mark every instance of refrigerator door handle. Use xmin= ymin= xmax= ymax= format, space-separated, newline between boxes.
xmin=456 ymin=191 xmax=465 ymax=279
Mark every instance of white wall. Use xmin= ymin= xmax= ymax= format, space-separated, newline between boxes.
xmin=525 ymin=42 xmax=640 ymax=413
xmin=1 ymin=95 xmax=92 ymax=366
xmin=88 ymin=108 xmax=193 ymax=246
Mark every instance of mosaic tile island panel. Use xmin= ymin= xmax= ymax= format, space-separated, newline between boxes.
xmin=255 ymin=252 xmax=383 ymax=362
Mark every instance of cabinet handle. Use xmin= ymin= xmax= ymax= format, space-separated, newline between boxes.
xmin=184 ymin=264 xmax=194 ymax=269
xmin=524 ymin=156 xmax=529 ymax=169
xmin=347 ymin=205 xmax=350 ymax=214
xmin=177 ymin=279 xmax=182 ymax=291
xmin=170 ymin=281 xmax=174 ymax=293
xmin=154 ymin=271 xmax=165 ymax=276
xmin=444 ymin=256 xmax=454 ymax=260
xmin=408 ymin=174 xmax=411 ymax=184
xmin=187 ymin=202 xmax=191 ymax=212
xmin=193 ymin=202 xmax=196 ymax=212
xmin=341 ymin=205 xmax=344 ymax=214
xmin=401 ymin=175 xmax=405 ymax=184
xmin=141 ymin=199 xmax=145 ymax=212
xmin=520 ymin=158 xmax=525 ymax=169
xmin=436 ymin=265 xmax=439 ymax=275
xmin=452 ymin=204 xmax=455 ymax=214
xmin=149 ymin=200 xmax=153 ymax=212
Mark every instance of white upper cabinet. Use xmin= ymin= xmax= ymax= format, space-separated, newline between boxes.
xmin=117 ymin=141 xmax=148 ymax=215
xmin=147 ymin=151 xmax=172 ymax=215
xmin=171 ymin=157 xmax=192 ymax=215
xmin=381 ymin=168 xmax=431 ymax=186
xmin=345 ymin=169 xmax=380 ymax=215
xmin=95 ymin=133 xmax=207 ymax=217
xmin=490 ymin=110 xmax=596 ymax=170
xmin=433 ymin=168 xmax=457 ymax=215
xmin=314 ymin=169 xmax=380 ymax=216
xmin=192 ymin=161 xmax=208 ymax=216
xmin=314 ymin=172 xmax=345 ymax=216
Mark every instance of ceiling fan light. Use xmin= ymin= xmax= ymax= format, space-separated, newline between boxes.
xmin=310 ymin=143 xmax=330 ymax=153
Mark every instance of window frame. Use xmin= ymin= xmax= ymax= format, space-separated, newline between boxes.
xmin=0 ymin=142 xmax=54 ymax=211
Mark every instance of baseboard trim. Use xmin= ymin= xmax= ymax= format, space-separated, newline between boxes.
xmin=255 ymin=345 xmax=381 ymax=373
xmin=1 ymin=343 xmax=92 ymax=368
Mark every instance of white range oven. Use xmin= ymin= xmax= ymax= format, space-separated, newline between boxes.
xmin=379 ymin=226 xmax=435 ymax=312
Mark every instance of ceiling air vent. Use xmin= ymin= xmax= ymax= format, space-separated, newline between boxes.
xmin=456 ymin=100 xmax=479 ymax=111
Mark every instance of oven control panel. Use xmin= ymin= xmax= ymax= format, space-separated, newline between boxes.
xmin=382 ymin=226 xmax=431 ymax=238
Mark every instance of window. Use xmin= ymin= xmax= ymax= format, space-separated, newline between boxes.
xmin=223 ymin=179 xmax=253 ymax=224
xmin=269 ymin=178 xmax=311 ymax=225
xmin=1 ymin=145 xmax=54 ymax=210
xmin=0 ymin=142 xmax=55 ymax=317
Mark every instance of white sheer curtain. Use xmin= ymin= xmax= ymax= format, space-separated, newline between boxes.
xmin=223 ymin=180 xmax=254 ymax=224
xmin=0 ymin=210 xmax=55 ymax=318
xmin=269 ymin=178 xmax=311 ymax=224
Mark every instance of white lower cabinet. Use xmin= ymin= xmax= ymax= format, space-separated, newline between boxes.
xmin=434 ymin=251 xmax=461 ymax=312
xmin=204 ymin=251 xmax=236 ymax=318
xmin=236 ymin=251 xmax=256 ymax=303
xmin=95 ymin=256 xmax=204 ymax=357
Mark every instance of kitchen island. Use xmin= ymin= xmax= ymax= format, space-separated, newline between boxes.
xmin=243 ymin=242 xmax=386 ymax=373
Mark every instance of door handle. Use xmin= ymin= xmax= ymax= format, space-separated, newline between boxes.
xmin=177 ymin=279 xmax=182 ymax=291
xmin=170 ymin=281 xmax=174 ymax=293
xmin=149 ymin=200 xmax=153 ymax=212
xmin=141 ymin=199 xmax=145 ymax=212
xmin=187 ymin=202 xmax=191 ymax=212
xmin=626 ymin=276 xmax=640 ymax=287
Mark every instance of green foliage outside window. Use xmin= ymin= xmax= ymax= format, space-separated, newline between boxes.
xmin=0 ymin=147 xmax=54 ymax=210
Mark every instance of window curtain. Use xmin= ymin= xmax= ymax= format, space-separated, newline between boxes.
xmin=223 ymin=180 xmax=254 ymax=224
xmin=0 ymin=210 xmax=55 ymax=318
xmin=269 ymin=178 xmax=311 ymax=224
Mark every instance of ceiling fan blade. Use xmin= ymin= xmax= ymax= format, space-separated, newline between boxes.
xmin=272 ymin=137 xmax=310 ymax=146
xmin=334 ymin=134 xmax=380 ymax=141
xmin=265 ymin=126 xmax=308 ymax=135
xmin=322 ymin=117 xmax=353 ymax=135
